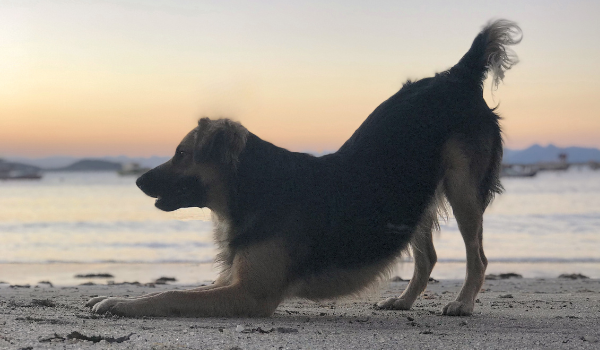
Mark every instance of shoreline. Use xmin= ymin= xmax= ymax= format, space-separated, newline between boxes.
xmin=2 ymin=261 xmax=600 ymax=287
xmin=1 ymin=278 xmax=599 ymax=349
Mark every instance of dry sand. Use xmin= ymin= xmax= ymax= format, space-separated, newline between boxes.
xmin=1 ymin=277 xmax=599 ymax=349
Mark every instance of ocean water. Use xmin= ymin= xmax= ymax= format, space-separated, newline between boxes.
xmin=1 ymin=169 xmax=599 ymax=285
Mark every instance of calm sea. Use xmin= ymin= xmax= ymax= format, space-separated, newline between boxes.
xmin=1 ymin=169 xmax=599 ymax=285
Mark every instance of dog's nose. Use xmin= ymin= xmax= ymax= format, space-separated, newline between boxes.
xmin=136 ymin=174 xmax=145 ymax=189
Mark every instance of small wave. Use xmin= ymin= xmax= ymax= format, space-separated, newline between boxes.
xmin=91 ymin=241 xmax=213 ymax=249
xmin=0 ymin=258 xmax=215 ymax=264
xmin=440 ymin=213 xmax=600 ymax=235
xmin=0 ymin=220 xmax=213 ymax=233
xmin=3 ymin=257 xmax=600 ymax=265
xmin=435 ymin=257 xmax=600 ymax=263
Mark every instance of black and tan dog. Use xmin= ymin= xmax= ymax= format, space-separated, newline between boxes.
xmin=87 ymin=20 xmax=521 ymax=317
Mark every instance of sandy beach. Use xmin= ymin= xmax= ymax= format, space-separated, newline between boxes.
xmin=1 ymin=277 xmax=599 ymax=349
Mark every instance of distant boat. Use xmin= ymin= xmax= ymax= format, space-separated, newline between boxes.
xmin=0 ymin=168 xmax=43 ymax=180
xmin=501 ymin=165 xmax=538 ymax=178
xmin=0 ymin=159 xmax=42 ymax=180
xmin=0 ymin=171 xmax=43 ymax=180
xmin=118 ymin=162 xmax=150 ymax=176
xmin=536 ymin=153 xmax=569 ymax=171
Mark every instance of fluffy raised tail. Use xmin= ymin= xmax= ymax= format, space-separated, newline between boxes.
xmin=453 ymin=19 xmax=522 ymax=89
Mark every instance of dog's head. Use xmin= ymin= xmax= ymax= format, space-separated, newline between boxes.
xmin=136 ymin=118 xmax=249 ymax=213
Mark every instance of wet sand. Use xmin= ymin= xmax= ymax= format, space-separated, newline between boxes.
xmin=1 ymin=277 xmax=599 ymax=349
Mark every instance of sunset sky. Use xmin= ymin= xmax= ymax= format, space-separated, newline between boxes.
xmin=1 ymin=0 xmax=599 ymax=157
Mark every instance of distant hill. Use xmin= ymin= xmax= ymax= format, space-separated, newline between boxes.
xmin=101 ymin=156 xmax=170 ymax=168
xmin=5 ymin=145 xmax=600 ymax=169
xmin=5 ymin=156 xmax=170 ymax=169
xmin=48 ymin=159 xmax=123 ymax=172
xmin=503 ymin=144 xmax=600 ymax=164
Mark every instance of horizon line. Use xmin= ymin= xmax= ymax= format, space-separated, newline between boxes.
xmin=3 ymin=143 xmax=600 ymax=160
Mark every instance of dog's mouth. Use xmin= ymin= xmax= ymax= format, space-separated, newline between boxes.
xmin=154 ymin=190 xmax=188 ymax=211
xmin=153 ymin=178 xmax=207 ymax=212
xmin=137 ymin=171 xmax=207 ymax=212
xmin=155 ymin=195 xmax=183 ymax=212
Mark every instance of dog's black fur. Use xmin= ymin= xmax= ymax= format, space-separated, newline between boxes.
xmin=90 ymin=20 xmax=521 ymax=317
xmin=190 ymin=21 xmax=510 ymax=277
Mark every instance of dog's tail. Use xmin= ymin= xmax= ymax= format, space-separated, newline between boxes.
xmin=452 ymin=19 xmax=522 ymax=90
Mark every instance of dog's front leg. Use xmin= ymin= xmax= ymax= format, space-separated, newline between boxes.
xmin=85 ymin=282 xmax=225 ymax=309
xmin=91 ymin=238 xmax=289 ymax=317
xmin=91 ymin=284 xmax=281 ymax=317
xmin=85 ymin=271 xmax=232 ymax=308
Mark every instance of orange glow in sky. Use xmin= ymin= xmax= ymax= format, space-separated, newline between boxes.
xmin=1 ymin=1 xmax=599 ymax=157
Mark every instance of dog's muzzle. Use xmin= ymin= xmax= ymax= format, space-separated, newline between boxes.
xmin=136 ymin=169 xmax=207 ymax=212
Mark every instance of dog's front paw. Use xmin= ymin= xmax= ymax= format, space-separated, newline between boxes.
xmin=375 ymin=297 xmax=413 ymax=310
xmin=442 ymin=301 xmax=473 ymax=316
xmin=91 ymin=297 xmax=132 ymax=316
xmin=91 ymin=297 xmax=170 ymax=317
xmin=85 ymin=296 xmax=109 ymax=307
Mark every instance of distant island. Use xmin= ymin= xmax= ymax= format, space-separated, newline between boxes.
xmin=3 ymin=144 xmax=600 ymax=172
xmin=47 ymin=159 xmax=123 ymax=172
xmin=3 ymin=156 xmax=170 ymax=170
xmin=0 ymin=158 xmax=153 ymax=175
xmin=503 ymin=144 xmax=600 ymax=164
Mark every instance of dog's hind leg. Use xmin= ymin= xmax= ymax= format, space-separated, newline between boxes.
xmin=441 ymin=140 xmax=491 ymax=316
xmin=376 ymin=202 xmax=438 ymax=310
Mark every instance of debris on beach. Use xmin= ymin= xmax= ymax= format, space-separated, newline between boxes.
xmin=107 ymin=281 xmax=141 ymax=286
xmin=66 ymin=331 xmax=134 ymax=343
xmin=498 ymin=294 xmax=514 ymax=298
xmin=390 ymin=276 xmax=406 ymax=282
xmin=31 ymin=299 xmax=56 ymax=307
xmin=75 ymin=273 xmax=114 ymax=279
xmin=154 ymin=276 xmax=177 ymax=284
xmin=39 ymin=333 xmax=65 ymax=343
xmin=37 ymin=281 xmax=53 ymax=287
xmin=485 ymin=273 xmax=523 ymax=280
xmin=16 ymin=316 xmax=70 ymax=325
xmin=39 ymin=331 xmax=134 ymax=344
xmin=558 ymin=273 xmax=589 ymax=280
xmin=423 ymin=292 xmax=440 ymax=299
xmin=235 ymin=325 xmax=298 ymax=334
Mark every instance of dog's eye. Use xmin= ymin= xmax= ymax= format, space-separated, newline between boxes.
xmin=175 ymin=149 xmax=188 ymax=157
xmin=173 ymin=149 xmax=189 ymax=165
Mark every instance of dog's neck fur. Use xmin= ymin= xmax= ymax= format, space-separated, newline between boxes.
xmin=223 ymin=133 xmax=325 ymax=229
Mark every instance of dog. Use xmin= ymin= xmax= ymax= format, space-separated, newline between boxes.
xmin=87 ymin=19 xmax=521 ymax=317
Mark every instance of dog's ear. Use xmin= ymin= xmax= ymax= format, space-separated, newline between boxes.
xmin=194 ymin=118 xmax=249 ymax=170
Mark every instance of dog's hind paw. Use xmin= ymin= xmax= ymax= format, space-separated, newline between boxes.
xmin=442 ymin=301 xmax=473 ymax=316
xmin=85 ymin=296 xmax=109 ymax=307
xmin=375 ymin=297 xmax=413 ymax=310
